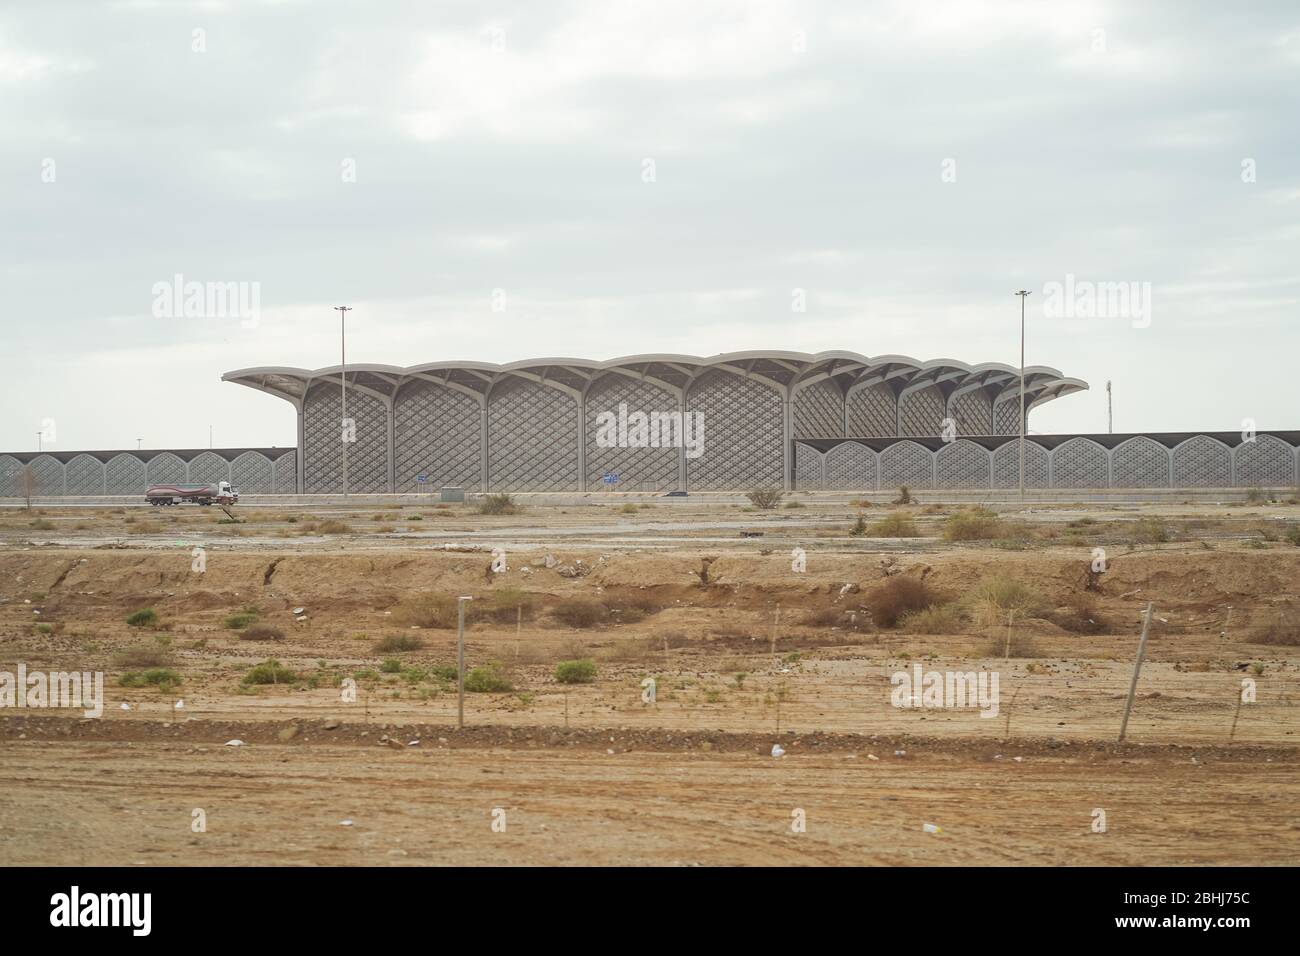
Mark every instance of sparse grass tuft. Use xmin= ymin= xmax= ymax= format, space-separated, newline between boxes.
xmin=942 ymin=508 xmax=1002 ymax=541
xmin=901 ymin=604 xmax=965 ymax=634
xmin=112 ymin=645 xmax=171 ymax=669
xmin=126 ymin=608 xmax=159 ymax=628
xmin=746 ymin=487 xmax=784 ymax=509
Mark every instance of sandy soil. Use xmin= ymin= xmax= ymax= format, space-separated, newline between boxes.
xmin=1 ymin=498 xmax=1297 ymax=865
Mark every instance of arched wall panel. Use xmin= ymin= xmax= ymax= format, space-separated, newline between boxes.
xmin=1051 ymin=438 xmax=1109 ymax=488
xmin=792 ymin=380 xmax=844 ymax=439
xmin=936 ymin=440 xmax=992 ymax=488
xmin=273 ymin=452 xmax=298 ymax=494
xmin=0 ymin=455 xmax=23 ymax=497
xmin=825 ymin=442 xmax=877 ymax=490
xmin=1235 ymin=434 xmax=1295 ymax=487
xmin=394 ymin=380 xmax=482 ymax=492
xmin=106 ymin=454 xmax=146 ymax=494
xmin=147 ymin=453 xmax=187 ymax=486
xmin=879 ymin=440 xmax=934 ymax=490
xmin=846 ymin=384 xmax=897 ymax=437
xmin=1172 ymin=436 xmax=1232 ymax=487
xmin=793 ymin=443 xmax=824 ymax=489
xmin=992 ymin=440 xmax=1049 ymax=488
xmin=66 ymin=454 xmax=105 ymax=495
xmin=488 ymin=377 xmax=579 ymax=492
xmin=584 ymin=374 xmax=681 ymax=492
xmin=898 ymin=386 xmax=944 ymax=438
xmin=189 ymin=451 xmax=232 ymax=485
xmin=685 ymin=370 xmax=783 ymax=490
xmin=303 ymin=384 xmax=389 ymax=493
xmin=1111 ymin=436 xmax=1170 ymax=488
xmin=230 ymin=451 xmax=274 ymax=494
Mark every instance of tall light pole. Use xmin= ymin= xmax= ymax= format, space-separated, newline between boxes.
xmin=1106 ymin=380 xmax=1113 ymax=433
xmin=334 ymin=306 xmax=352 ymax=498
xmin=1015 ymin=290 xmax=1032 ymax=499
xmin=37 ymin=431 xmax=42 ymax=453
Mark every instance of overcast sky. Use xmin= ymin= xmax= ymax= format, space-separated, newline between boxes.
xmin=3 ymin=0 xmax=1298 ymax=452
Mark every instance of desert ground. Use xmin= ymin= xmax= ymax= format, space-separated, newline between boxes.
xmin=1 ymin=491 xmax=1298 ymax=866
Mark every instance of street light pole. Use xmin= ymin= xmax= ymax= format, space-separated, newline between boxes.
xmin=37 ymin=431 xmax=42 ymax=453
xmin=334 ymin=306 xmax=352 ymax=498
xmin=1014 ymin=290 xmax=1032 ymax=499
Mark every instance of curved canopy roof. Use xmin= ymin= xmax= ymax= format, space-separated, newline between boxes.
xmin=222 ymin=350 xmax=1088 ymax=408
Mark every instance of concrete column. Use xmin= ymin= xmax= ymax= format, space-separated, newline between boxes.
xmin=479 ymin=404 xmax=489 ymax=492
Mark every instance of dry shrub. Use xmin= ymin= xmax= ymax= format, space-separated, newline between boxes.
xmin=983 ymin=632 xmax=1043 ymax=658
xmin=480 ymin=588 xmax=537 ymax=623
xmin=865 ymin=577 xmax=941 ymax=628
xmin=397 ymin=593 xmax=465 ymax=629
xmin=372 ymin=633 xmax=426 ymax=652
xmin=1048 ymin=596 xmax=1109 ymax=634
xmin=802 ymin=607 xmax=868 ymax=631
xmin=316 ymin=520 xmax=353 ymax=535
xmin=902 ymin=604 xmax=965 ymax=634
xmin=112 ymin=645 xmax=172 ymax=668
xmin=966 ymin=576 xmax=1045 ymax=627
xmin=943 ymin=508 xmax=1002 ymax=541
xmin=870 ymin=512 xmax=920 ymax=538
xmin=551 ymin=599 xmax=608 ymax=628
xmin=240 ymin=623 xmax=284 ymax=642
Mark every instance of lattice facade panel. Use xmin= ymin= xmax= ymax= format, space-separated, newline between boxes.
xmin=189 ymin=451 xmax=232 ymax=484
xmin=846 ymin=384 xmax=896 ymax=437
xmin=0 ymin=455 xmax=22 ymax=497
xmin=1111 ymin=437 xmax=1169 ymax=488
xmin=488 ymin=377 xmax=579 ymax=491
xmin=394 ymin=380 xmax=482 ymax=492
xmin=1051 ymin=438 xmax=1109 ymax=488
xmin=936 ymin=440 xmax=992 ymax=488
xmin=231 ymin=451 xmax=274 ymax=494
xmin=65 ymin=454 xmax=105 ymax=495
xmin=28 ymin=455 xmax=64 ymax=495
xmin=898 ymin=386 xmax=944 ymax=439
xmin=1235 ymin=434 xmax=1295 ymax=487
xmin=146 ymin=453 xmax=185 ymax=486
xmin=583 ymin=374 xmax=681 ymax=492
xmin=825 ymin=442 xmax=877 ymax=490
xmin=793 ymin=443 xmax=823 ymax=489
xmin=303 ymin=384 xmax=390 ymax=493
xmin=993 ymin=398 xmax=1026 ymax=436
xmin=685 ymin=370 xmax=784 ymax=490
xmin=992 ymin=440 xmax=1049 ymax=488
xmin=950 ymin=390 xmax=993 ymax=437
xmin=792 ymin=380 xmax=844 ymax=439
xmin=879 ymin=440 xmax=935 ymax=490
xmin=1171 ymin=436 xmax=1232 ymax=488
xmin=106 ymin=454 xmax=146 ymax=494
xmin=273 ymin=452 xmax=298 ymax=493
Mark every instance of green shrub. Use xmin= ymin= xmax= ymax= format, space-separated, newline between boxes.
xmin=242 ymin=659 xmax=298 ymax=685
xmin=464 ymin=663 xmax=513 ymax=692
xmin=126 ymin=608 xmax=159 ymax=628
xmin=33 ymin=622 xmax=53 ymax=635
xmin=380 ymin=659 xmax=403 ymax=674
xmin=119 ymin=668 xmax=182 ymax=690
xmin=430 ymin=664 xmax=460 ymax=682
xmin=554 ymin=659 xmax=598 ymax=684
xmin=223 ymin=612 xmax=258 ymax=629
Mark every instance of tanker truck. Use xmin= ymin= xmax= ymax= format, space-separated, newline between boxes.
xmin=145 ymin=481 xmax=239 ymax=506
